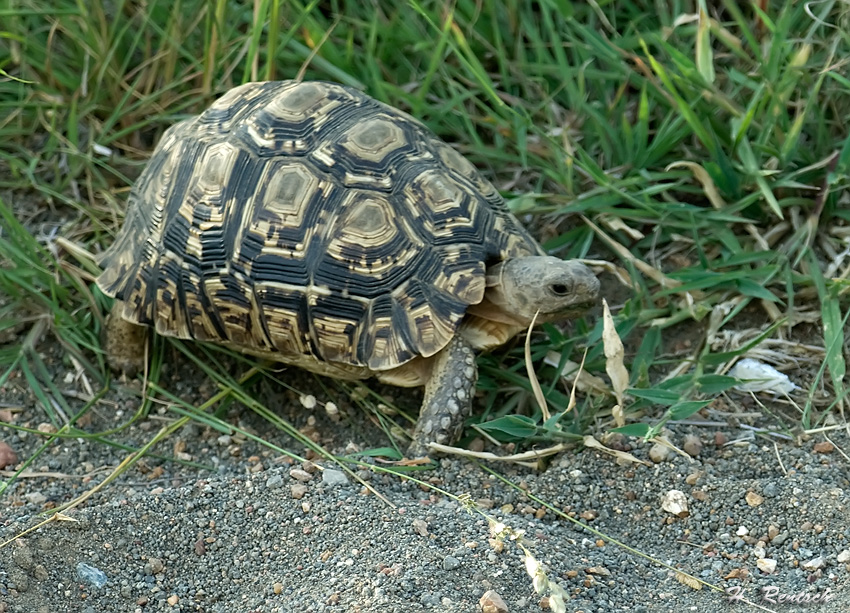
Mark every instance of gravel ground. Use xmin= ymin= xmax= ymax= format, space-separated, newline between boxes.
xmin=1 ymin=286 xmax=848 ymax=612
xmin=1 ymin=400 xmax=848 ymax=613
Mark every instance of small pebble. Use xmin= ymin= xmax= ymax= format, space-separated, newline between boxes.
xmin=660 ymin=490 xmax=689 ymax=517
xmin=299 ymin=395 xmax=317 ymax=409
xmin=812 ymin=441 xmax=834 ymax=454
xmin=682 ymin=434 xmax=702 ymax=457
xmin=147 ymin=558 xmax=164 ymax=574
xmin=321 ymin=469 xmax=349 ymax=486
xmin=479 ymin=590 xmax=508 ymax=613
xmin=76 ymin=562 xmax=107 ymax=588
xmin=745 ymin=492 xmax=764 ymax=507
xmin=648 ymin=443 xmax=670 ymax=463
xmin=23 ymin=492 xmax=46 ymax=505
xmin=412 ymin=519 xmax=429 ymax=537
xmin=324 ymin=402 xmax=340 ymax=421
xmin=289 ymin=468 xmax=313 ymax=482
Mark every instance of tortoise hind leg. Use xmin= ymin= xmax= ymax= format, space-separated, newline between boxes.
xmin=407 ymin=334 xmax=477 ymax=458
xmin=103 ymin=302 xmax=148 ymax=377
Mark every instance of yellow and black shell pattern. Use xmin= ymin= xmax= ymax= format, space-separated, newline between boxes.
xmin=97 ymin=80 xmax=540 ymax=373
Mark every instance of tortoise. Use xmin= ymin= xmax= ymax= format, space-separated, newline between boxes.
xmin=96 ymin=80 xmax=600 ymax=456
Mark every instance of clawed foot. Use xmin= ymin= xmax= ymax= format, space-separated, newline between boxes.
xmin=104 ymin=303 xmax=148 ymax=377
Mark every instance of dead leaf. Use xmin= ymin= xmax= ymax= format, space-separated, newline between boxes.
xmin=649 ymin=435 xmax=693 ymax=460
xmin=665 ymin=162 xmax=726 ymax=211
xmin=602 ymin=299 xmax=629 ymax=426
xmin=525 ymin=310 xmax=549 ymax=421
xmin=582 ymin=216 xmax=681 ymax=289
xmin=724 ymin=567 xmax=748 ymax=580
xmin=674 ymin=571 xmax=702 ymax=590
xmin=543 ymin=353 xmax=608 ymax=395
xmin=583 ymin=435 xmax=650 ymax=466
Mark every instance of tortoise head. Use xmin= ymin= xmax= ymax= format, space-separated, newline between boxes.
xmin=485 ymin=256 xmax=600 ymax=324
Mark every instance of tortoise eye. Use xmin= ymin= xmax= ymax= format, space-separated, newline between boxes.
xmin=550 ymin=283 xmax=569 ymax=296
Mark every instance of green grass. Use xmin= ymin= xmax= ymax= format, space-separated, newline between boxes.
xmin=1 ymin=0 xmax=849 ymax=480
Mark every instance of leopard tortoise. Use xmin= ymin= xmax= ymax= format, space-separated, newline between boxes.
xmin=96 ymin=80 xmax=600 ymax=456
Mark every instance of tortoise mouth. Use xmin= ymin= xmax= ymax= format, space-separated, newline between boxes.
xmin=537 ymin=298 xmax=597 ymax=321
xmin=528 ymin=300 xmax=597 ymax=324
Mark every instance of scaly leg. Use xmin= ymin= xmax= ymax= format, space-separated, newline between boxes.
xmin=104 ymin=302 xmax=148 ymax=377
xmin=407 ymin=334 xmax=477 ymax=457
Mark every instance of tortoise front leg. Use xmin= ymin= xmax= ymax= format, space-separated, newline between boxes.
xmin=407 ymin=334 xmax=477 ymax=458
xmin=103 ymin=302 xmax=148 ymax=377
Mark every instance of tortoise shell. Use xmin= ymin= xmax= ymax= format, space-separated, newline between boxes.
xmin=97 ymin=80 xmax=541 ymax=381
